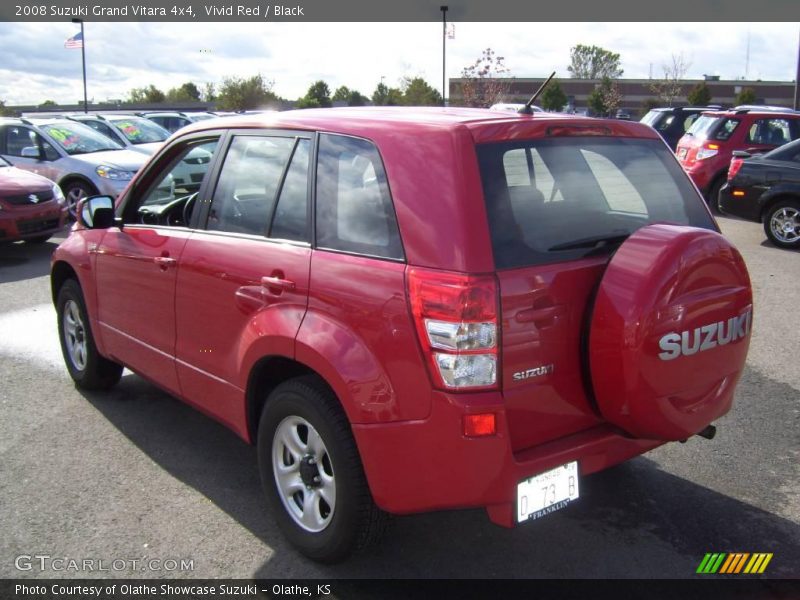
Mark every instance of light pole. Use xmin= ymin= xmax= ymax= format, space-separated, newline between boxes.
xmin=72 ymin=18 xmax=88 ymax=113
xmin=440 ymin=6 xmax=448 ymax=107
xmin=794 ymin=28 xmax=799 ymax=111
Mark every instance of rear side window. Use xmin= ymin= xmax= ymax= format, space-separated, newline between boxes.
xmin=477 ymin=137 xmax=715 ymax=269
xmin=316 ymin=134 xmax=403 ymax=260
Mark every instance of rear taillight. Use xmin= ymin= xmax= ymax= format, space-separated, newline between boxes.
xmin=696 ymin=143 xmax=719 ymax=160
xmin=407 ymin=267 xmax=499 ymax=391
xmin=728 ymin=158 xmax=744 ymax=180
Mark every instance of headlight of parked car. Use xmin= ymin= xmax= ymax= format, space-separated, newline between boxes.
xmin=53 ymin=183 xmax=66 ymax=206
xmin=95 ymin=165 xmax=135 ymax=180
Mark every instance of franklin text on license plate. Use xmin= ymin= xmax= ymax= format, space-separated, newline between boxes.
xmin=517 ymin=461 xmax=579 ymax=523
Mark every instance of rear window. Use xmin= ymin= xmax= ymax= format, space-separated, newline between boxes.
xmin=641 ymin=111 xmax=672 ymax=131
xmin=686 ymin=115 xmax=740 ymax=141
xmin=477 ymin=137 xmax=715 ymax=269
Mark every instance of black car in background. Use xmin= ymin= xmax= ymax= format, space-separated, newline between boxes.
xmin=719 ymin=138 xmax=800 ymax=249
xmin=640 ymin=106 xmax=720 ymax=151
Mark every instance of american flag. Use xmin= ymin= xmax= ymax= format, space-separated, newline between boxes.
xmin=64 ymin=31 xmax=83 ymax=49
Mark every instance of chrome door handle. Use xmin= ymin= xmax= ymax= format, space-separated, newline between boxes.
xmin=261 ymin=276 xmax=296 ymax=290
xmin=154 ymin=256 xmax=177 ymax=267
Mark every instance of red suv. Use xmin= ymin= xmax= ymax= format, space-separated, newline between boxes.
xmin=51 ymin=108 xmax=753 ymax=562
xmin=676 ymin=106 xmax=800 ymax=205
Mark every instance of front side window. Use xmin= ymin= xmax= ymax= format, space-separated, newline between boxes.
xmin=478 ymin=137 xmax=716 ymax=269
xmin=127 ymin=138 xmax=220 ymax=225
xmin=4 ymin=126 xmax=39 ymax=157
xmin=746 ymin=118 xmax=791 ymax=146
xmin=315 ymin=134 xmax=403 ymax=260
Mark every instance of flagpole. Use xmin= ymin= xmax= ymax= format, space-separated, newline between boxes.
xmin=72 ymin=18 xmax=87 ymax=113
xmin=440 ymin=6 xmax=448 ymax=107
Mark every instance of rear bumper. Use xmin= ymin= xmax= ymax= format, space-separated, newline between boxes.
xmin=0 ymin=204 xmax=67 ymax=242
xmin=352 ymin=390 xmax=663 ymax=527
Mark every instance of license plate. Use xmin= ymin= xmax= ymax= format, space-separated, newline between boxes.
xmin=516 ymin=461 xmax=579 ymax=523
xmin=677 ymin=148 xmax=688 ymax=158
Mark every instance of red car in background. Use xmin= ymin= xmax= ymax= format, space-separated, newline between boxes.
xmin=675 ymin=106 xmax=800 ymax=207
xmin=0 ymin=155 xmax=67 ymax=243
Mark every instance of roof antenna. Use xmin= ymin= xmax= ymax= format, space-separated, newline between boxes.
xmin=519 ymin=71 xmax=556 ymax=114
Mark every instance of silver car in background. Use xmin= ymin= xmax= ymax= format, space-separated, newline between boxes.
xmin=0 ymin=118 xmax=147 ymax=217
xmin=67 ymin=114 xmax=171 ymax=155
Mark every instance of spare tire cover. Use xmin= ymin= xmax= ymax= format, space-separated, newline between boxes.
xmin=589 ymin=224 xmax=752 ymax=441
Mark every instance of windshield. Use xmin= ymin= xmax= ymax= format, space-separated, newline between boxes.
xmin=40 ymin=122 xmax=123 ymax=155
xmin=187 ymin=113 xmax=216 ymax=121
xmin=0 ymin=155 xmax=10 ymax=167
xmin=477 ymin=137 xmax=716 ymax=269
xmin=107 ymin=117 xmax=169 ymax=144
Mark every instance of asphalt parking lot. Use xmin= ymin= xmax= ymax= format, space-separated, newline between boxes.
xmin=0 ymin=215 xmax=798 ymax=580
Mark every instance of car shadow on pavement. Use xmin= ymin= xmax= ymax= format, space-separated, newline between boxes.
xmin=0 ymin=237 xmax=62 ymax=283
xmin=80 ymin=367 xmax=800 ymax=579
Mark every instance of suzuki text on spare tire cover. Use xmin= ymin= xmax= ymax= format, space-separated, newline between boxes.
xmin=50 ymin=105 xmax=752 ymax=562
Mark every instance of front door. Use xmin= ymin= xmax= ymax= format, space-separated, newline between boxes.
xmin=94 ymin=136 xmax=222 ymax=395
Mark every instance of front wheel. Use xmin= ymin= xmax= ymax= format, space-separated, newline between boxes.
xmin=764 ymin=199 xmax=800 ymax=249
xmin=57 ymin=279 xmax=123 ymax=389
xmin=257 ymin=376 xmax=386 ymax=563
xmin=62 ymin=180 xmax=98 ymax=220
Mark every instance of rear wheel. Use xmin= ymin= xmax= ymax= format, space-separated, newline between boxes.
xmin=57 ymin=279 xmax=123 ymax=389
xmin=257 ymin=376 xmax=386 ymax=563
xmin=706 ymin=176 xmax=726 ymax=213
xmin=764 ymin=199 xmax=800 ymax=249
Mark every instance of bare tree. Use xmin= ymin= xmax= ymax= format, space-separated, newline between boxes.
xmin=649 ymin=53 xmax=691 ymax=107
xmin=459 ymin=48 xmax=512 ymax=108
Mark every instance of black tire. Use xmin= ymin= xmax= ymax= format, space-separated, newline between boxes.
xmin=257 ymin=375 xmax=386 ymax=563
xmin=706 ymin=176 xmax=725 ymax=213
xmin=763 ymin=198 xmax=800 ymax=249
xmin=56 ymin=279 xmax=123 ymax=389
xmin=24 ymin=234 xmax=52 ymax=244
xmin=62 ymin=180 xmax=98 ymax=220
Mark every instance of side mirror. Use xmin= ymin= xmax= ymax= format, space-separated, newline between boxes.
xmin=78 ymin=195 xmax=116 ymax=229
xmin=21 ymin=146 xmax=41 ymax=159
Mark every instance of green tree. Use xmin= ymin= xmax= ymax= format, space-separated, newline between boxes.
xmin=372 ymin=82 xmax=403 ymax=106
xmin=459 ymin=48 xmax=511 ymax=107
xmin=400 ymin=77 xmax=442 ymax=106
xmin=166 ymin=82 xmax=201 ymax=103
xmin=567 ymin=44 xmax=623 ymax=79
xmin=216 ymin=75 xmax=279 ymax=111
xmin=333 ymin=85 xmax=368 ymax=106
xmin=128 ymin=85 xmax=166 ymax=103
xmin=687 ymin=82 xmax=712 ymax=106
xmin=587 ymin=77 xmax=621 ymax=117
xmin=540 ymin=79 xmax=568 ymax=111
xmin=0 ymin=99 xmax=15 ymax=116
xmin=202 ymin=82 xmax=216 ymax=102
xmin=735 ymin=87 xmax=758 ymax=105
xmin=297 ymin=80 xmax=332 ymax=109
xmin=39 ymin=100 xmax=58 ymax=108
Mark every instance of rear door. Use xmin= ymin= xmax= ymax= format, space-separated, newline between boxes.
xmin=476 ymin=133 xmax=716 ymax=451
xmin=173 ymin=130 xmax=313 ymax=430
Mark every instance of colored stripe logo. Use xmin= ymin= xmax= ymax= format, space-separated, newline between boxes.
xmin=696 ymin=553 xmax=773 ymax=574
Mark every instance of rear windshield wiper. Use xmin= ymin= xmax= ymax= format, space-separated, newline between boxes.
xmin=548 ymin=232 xmax=630 ymax=252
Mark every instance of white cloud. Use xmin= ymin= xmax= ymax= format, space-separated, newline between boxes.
xmin=0 ymin=21 xmax=797 ymax=105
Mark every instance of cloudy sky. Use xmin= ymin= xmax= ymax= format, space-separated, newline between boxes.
xmin=0 ymin=21 xmax=797 ymax=106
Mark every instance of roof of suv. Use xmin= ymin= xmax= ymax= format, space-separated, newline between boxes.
xmin=178 ymin=106 xmax=662 ymax=143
